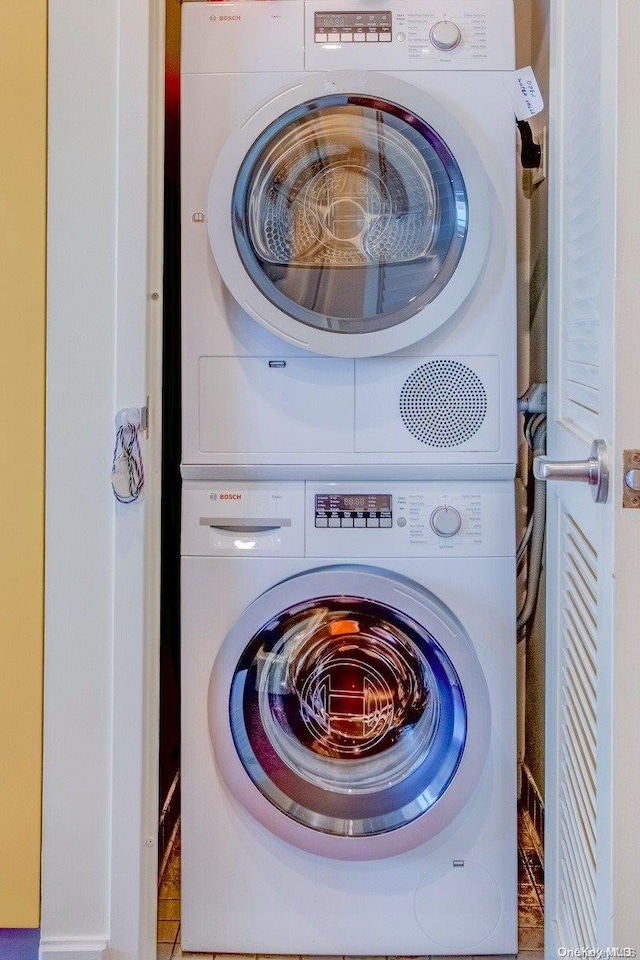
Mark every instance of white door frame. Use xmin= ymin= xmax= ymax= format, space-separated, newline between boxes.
xmin=607 ymin=2 xmax=640 ymax=943
xmin=42 ymin=0 xmax=640 ymax=957
xmin=42 ymin=0 xmax=163 ymax=957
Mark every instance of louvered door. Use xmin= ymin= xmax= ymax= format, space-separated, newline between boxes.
xmin=549 ymin=505 xmax=605 ymax=947
xmin=545 ymin=0 xmax=617 ymax=951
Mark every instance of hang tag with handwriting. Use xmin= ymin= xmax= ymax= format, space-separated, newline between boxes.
xmin=504 ymin=67 xmax=544 ymax=120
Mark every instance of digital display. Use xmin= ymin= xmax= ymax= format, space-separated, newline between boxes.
xmin=315 ymin=494 xmax=392 ymax=514
xmin=314 ymin=11 xmax=392 ymax=40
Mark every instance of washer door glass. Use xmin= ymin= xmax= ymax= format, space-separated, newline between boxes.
xmin=232 ymin=96 xmax=468 ymax=335
xmin=229 ymin=595 xmax=466 ymax=837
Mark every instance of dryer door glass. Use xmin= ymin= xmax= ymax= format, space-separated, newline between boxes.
xmin=231 ymin=96 xmax=468 ymax=335
xmin=228 ymin=595 xmax=467 ymax=837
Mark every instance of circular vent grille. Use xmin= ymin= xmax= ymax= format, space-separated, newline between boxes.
xmin=399 ymin=360 xmax=488 ymax=447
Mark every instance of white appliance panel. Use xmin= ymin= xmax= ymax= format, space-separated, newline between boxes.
xmin=181 ymin=483 xmax=517 ymax=954
xmin=182 ymin=480 xmax=306 ymax=557
xmin=355 ymin=354 xmax=501 ymax=453
xmin=182 ymin=2 xmax=305 ymax=74
xmin=181 ymin=50 xmax=517 ymax=474
xmin=197 ymin=357 xmax=354 ymax=455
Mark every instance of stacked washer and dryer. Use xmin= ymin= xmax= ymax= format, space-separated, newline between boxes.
xmin=180 ymin=1 xmax=518 ymax=955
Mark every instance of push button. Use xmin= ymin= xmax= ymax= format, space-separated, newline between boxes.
xmin=328 ymin=517 xmax=341 ymax=528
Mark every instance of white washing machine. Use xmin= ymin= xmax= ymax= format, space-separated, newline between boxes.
xmin=180 ymin=0 xmax=517 ymax=479
xmin=181 ymin=479 xmax=517 ymax=955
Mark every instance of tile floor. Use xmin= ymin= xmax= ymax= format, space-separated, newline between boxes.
xmin=157 ymin=813 xmax=544 ymax=960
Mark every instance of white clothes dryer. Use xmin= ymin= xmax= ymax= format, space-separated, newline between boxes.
xmin=180 ymin=0 xmax=518 ymax=479
xmin=181 ymin=479 xmax=517 ymax=955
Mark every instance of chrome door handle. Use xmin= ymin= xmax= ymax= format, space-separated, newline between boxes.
xmin=199 ymin=517 xmax=292 ymax=532
xmin=533 ymin=439 xmax=609 ymax=503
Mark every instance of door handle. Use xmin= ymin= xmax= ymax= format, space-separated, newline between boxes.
xmin=533 ymin=439 xmax=609 ymax=503
xmin=199 ymin=517 xmax=292 ymax=532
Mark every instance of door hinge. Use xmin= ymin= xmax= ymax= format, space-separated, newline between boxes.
xmin=141 ymin=400 xmax=149 ymax=438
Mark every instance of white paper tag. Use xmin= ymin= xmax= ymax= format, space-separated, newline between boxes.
xmin=504 ymin=66 xmax=544 ymax=121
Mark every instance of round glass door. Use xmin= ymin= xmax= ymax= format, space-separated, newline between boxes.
xmin=231 ymin=95 xmax=468 ymax=335
xmin=209 ymin=565 xmax=491 ymax=858
xmin=226 ymin=595 xmax=466 ymax=838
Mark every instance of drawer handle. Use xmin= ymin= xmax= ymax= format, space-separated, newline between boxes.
xmin=199 ymin=517 xmax=292 ymax=532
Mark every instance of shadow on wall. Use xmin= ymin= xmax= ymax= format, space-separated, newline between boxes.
xmin=0 ymin=928 xmax=40 ymax=960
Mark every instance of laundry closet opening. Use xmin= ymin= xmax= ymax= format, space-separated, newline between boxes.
xmin=157 ymin=0 xmax=182 ymax=883
xmin=156 ymin=0 xmax=548 ymax=956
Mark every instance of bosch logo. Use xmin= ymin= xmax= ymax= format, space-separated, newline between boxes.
xmin=210 ymin=14 xmax=242 ymax=21
xmin=220 ymin=493 xmax=242 ymax=500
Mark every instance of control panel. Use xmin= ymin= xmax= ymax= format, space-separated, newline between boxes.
xmin=402 ymin=489 xmax=481 ymax=546
xmin=403 ymin=9 xmax=488 ymax=59
xmin=307 ymin=481 xmax=515 ymax=557
xmin=182 ymin=481 xmax=515 ymax=559
xmin=315 ymin=493 xmax=393 ymax=528
xmin=312 ymin=488 xmax=481 ymax=544
xmin=183 ymin=2 xmax=515 ymax=76
xmin=305 ymin=0 xmax=515 ymax=72
xmin=314 ymin=10 xmax=392 ymax=43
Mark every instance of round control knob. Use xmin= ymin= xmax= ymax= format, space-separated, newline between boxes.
xmin=430 ymin=505 xmax=462 ymax=538
xmin=430 ymin=20 xmax=462 ymax=51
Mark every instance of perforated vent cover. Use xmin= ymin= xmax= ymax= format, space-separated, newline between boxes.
xmin=399 ymin=360 xmax=488 ymax=447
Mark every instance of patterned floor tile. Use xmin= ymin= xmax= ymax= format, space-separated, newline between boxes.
xmin=158 ymin=899 xmax=181 ymax=921
xmin=157 ymin=919 xmax=180 ymax=944
xmin=518 ymin=926 xmax=545 ymax=951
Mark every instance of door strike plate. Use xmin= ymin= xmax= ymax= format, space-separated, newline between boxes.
xmin=623 ymin=450 xmax=640 ymax=507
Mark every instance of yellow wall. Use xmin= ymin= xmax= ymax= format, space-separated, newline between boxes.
xmin=0 ymin=2 xmax=47 ymax=927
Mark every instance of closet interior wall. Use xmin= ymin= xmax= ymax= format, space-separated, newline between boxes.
xmin=159 ymin=0 xmax=182 ymax=856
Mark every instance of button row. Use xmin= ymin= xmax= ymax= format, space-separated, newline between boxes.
xmin=315 ymin=32 xmax=392 ymax=43
xmin=316 ymin=517 xmax=393 ymax=528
